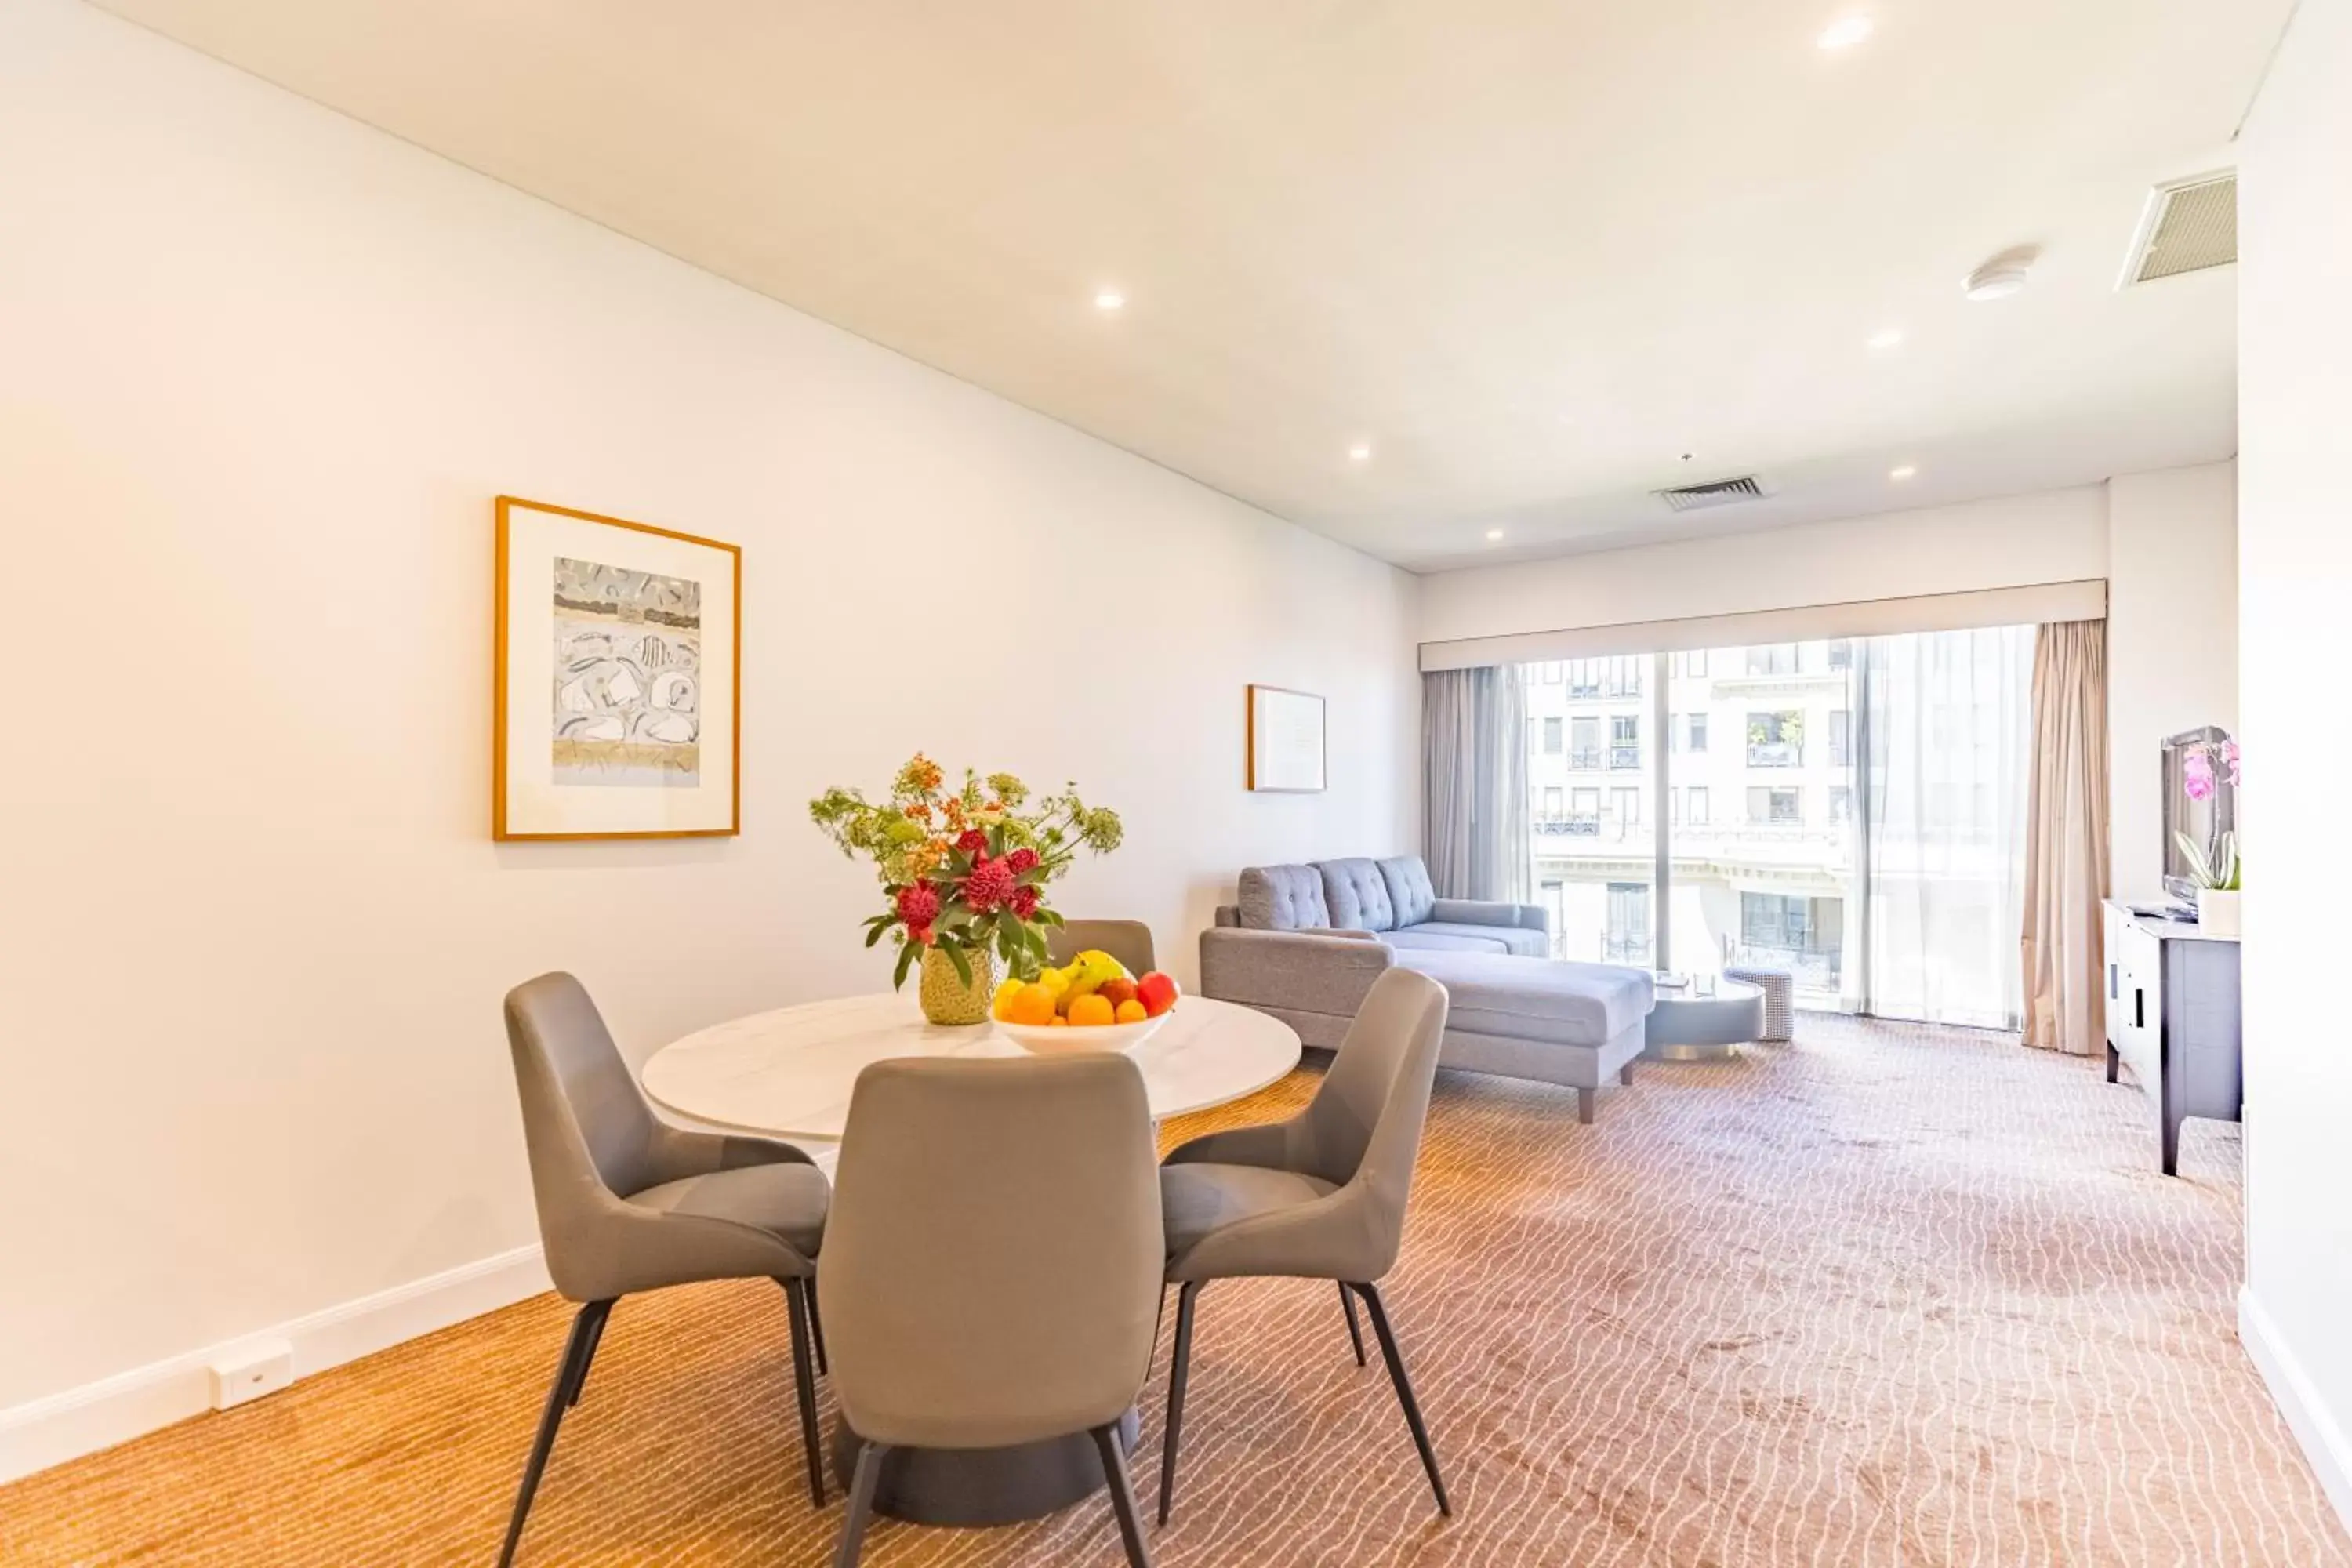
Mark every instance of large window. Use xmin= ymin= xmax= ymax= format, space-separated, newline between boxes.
xmin=1737 ymin=893 xmax=1845 ymax=989
xmin=1542 ymin=716 xmax=1563 ymax=755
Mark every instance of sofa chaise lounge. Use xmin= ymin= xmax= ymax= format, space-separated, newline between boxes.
xmin=1201 ymin=856 xmax=1655 ymax=1123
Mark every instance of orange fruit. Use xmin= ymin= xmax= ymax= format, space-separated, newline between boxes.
xmin=1009 ymin=983 xmax=1058 ymax=1026
xmin=1066 ymin=993 xmax=1116 ymax=1028
xmin=1047 ymin=1015 xmax=1069 ymax=1027
xmin=1114 ymin=998 xmax=1147 ymax=1024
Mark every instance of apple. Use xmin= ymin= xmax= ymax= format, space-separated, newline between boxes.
xmin=1135 ymin=971 xmax=1179 ymax=1018
xmin=1098 ymin=977 xmax=1139 ymax=1010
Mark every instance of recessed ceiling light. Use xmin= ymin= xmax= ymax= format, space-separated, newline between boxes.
xmin=1890 ymin=464 xmax=1918 ymax=481
xmin=1093 ymin=289 xmax=1125 ymax=311
xmin=1486 ymin=528 xmax=1505 ymax=541
xmin=1817 ymin=15 xmax=1873 ymax=49
xmin=1348 ymin=441 xmax=1374 ymax=463
xmin=1867 ymin=327 xmax=1905 ymax=350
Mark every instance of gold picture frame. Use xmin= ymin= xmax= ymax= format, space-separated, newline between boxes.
xmin=493 ymin=495 xmax=742 ymax=840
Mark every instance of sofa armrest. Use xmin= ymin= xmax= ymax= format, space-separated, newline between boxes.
xmin=1429 ymin=898 xmax=1551 ymax=934
xmin=1198 ymin=926 xmax=1396 ymax=1022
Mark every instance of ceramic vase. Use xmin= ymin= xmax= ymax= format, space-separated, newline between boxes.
xmin=2196 ymin=888 xmax=2241 ymax=938
xmin=918 ymin=945 xmax=998 ymax=1025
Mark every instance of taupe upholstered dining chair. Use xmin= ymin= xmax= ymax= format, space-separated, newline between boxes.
xmin=1155 ymin=966 xmax=1452 ymax=1524
xmin=1045 ymin=918 xmax=1156 ymax=978
xmin=820 ymin=1054 xmax=1163 ymax=1568
xmin=499 ymin=972 xmax=831 ymax=1568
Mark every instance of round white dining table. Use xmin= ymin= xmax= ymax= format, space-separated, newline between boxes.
xmin=638 ymin=990 xmax=1302 ymax=1528
xmin=642 ymin=991 xmax=1301 ymax=1157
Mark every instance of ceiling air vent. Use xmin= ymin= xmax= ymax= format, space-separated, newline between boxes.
xmin=1655 ymin=474 xmax=1765 ymax=513
xmin=2119 ymin=170 xmax=2237 ymax=287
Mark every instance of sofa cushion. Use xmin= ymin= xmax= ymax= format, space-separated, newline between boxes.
xmin=1382 ymin=928 xmax=1512 ymax=954
xmin=1377 ymin=856 xmax=1437 ymax=928
xmin=1389 ymin=951 xmax=1653 ymax=1047
xmin=1400 ymin=921 xmax=1549 ymax=958
xmin=1316 ymin=857 xmax=1396 ymax=931
xmin=1237 ymin=864 xmax=1330 ymax=931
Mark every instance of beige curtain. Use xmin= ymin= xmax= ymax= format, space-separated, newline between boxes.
xmin=2020 ymin=621 xmax=2109 ymax=1053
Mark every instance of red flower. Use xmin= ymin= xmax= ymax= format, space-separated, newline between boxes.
xmin=906 ymin=924 xmax=932 ymax=946
xmin=1005 ymin=847 xmax=1040 ymax=875
xmin=964 ymin=856 xmax=1016 ymax=911
xmin=956 ymin=828 xmax=989 ymax=855
xmin=896 ymin=883 xmax=941 ymax=928
xmin=1010 ymin=885 xmax=1040 ymax=919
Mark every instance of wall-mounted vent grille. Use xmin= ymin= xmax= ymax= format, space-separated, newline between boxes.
xmin=2120 ymin=171 xmax=2237 ymax=286
xmin=1656 ymin=474 xmax=1765 ymax=512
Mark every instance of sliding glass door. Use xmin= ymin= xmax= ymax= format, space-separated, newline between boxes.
xmin=1517 ymin=626 xmax=2031 ymax=1028
xmin=1524 ymin=657 xmax=1655 ymax=965
xmin=1662 ymin=642 xmax=1859 ymax=1008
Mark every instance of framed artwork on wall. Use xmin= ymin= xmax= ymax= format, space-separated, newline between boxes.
xmin=493 ymin=495 xmax=741 ymax=840
xmin=1247 ymin=684 xmax=1327 ymax=793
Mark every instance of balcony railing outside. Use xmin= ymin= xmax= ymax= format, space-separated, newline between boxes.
xmin=1747 ymin=741 xmax=1802 ymax=768
xmin=1601 ymin=933 xmax=1651 ymax=966
xmin=1568 ymin=747 xmax=1602 ymax=769
xmin=1608 ymin=744 xmax=1642 ymax=770
xmin=1534 ymin=815 xmax=1602 ymax=837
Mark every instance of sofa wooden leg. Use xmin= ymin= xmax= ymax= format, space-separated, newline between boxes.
xmin=1577 ymin=1087 xmax=1596 ymax=1125
xmin=1618 ymin=1062 xmax=1635 ymax=1087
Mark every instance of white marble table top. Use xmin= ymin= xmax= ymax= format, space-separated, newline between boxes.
xmin=641 ymin=993 xmax=1302 ymax=1155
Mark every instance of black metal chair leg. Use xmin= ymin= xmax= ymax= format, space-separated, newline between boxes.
xmin=1351 ymin=1283 xmax=1450 ymax=1516
xmin=498 ymin=1300 xmax=612 ymax=1568
xmin=1339 ymin=1282 xmax=1367 ymax=1367
xmin=1156 ymin=1280 xmax=1202 ymax=1526
xmin=782 ymin=1277 xmax=827 ymax=1508
xmin=564 ymin=1304 xmax=611 ymax=1409
xmin=1092 ymin=1423 xmax=1155 ymax=1567
xmin=833 ymin=1440 xmax=889 ymax=1568
xmin=806 ymin=1273 xmax=829 ymax=1376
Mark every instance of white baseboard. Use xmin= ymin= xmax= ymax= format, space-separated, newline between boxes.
xmin=2240 ymin=1283 xmax=2352 ymax=1537
xmin=0 ymin=1244 xmax=551 ymax=1486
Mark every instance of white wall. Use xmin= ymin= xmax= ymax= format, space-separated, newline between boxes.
xmin=2105 ymin=461 xmax=2238 ymax=900
xmin=1417 ymin=488 xmax=2111 ymax=646
xmin=0 ymin=0 xmax=1417 ymax=1457
xmin=2237 ymin=0 xmax=2352 ymax=1531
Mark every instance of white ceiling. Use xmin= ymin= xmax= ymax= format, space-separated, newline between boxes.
xmin=93 ymin=0 xmax=2283 ymax=572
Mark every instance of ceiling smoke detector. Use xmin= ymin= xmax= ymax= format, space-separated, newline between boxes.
xmin=1964 ymin=245 xmax=2039 ymax=301
xmin=2118 ymin=171 xmax=2237 ymax=287
xmin=1655 ymin=474 xmax=1766 ymax=513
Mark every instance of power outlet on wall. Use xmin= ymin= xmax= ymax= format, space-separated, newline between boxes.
xmin=207 ymin=1340 xmax=295 ymax=1410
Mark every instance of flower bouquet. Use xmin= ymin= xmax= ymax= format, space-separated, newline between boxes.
xmin=2176 ymin=735 xmax=2242 ymax=936
xmin=809 ymin=753 xmax=1123 ymax=1023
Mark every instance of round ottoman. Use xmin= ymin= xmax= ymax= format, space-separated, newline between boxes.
xmin=1644 ymin=978 xmax=1766 ymax=1062
xmin=1722 ymin=964 xmax=1795 ymax=1042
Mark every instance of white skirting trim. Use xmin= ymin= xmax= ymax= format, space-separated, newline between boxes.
xmin=2241 ymin=1283 xmax=2352 ymax=1537
xmin=0 ymin=1244 xmax=551 ymax=1486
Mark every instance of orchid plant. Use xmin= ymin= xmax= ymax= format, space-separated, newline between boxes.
xmin=2176 ymin=734 xmax=2243 ymax=891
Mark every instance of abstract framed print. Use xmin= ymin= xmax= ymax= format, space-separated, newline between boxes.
xmin=494 ymin=496 xmax=741 ymax=840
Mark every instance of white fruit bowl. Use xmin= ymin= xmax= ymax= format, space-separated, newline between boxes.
xmin=994 ymin=1011 xmax=1171 ymax=1056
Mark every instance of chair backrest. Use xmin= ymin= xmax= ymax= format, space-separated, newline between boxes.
xmin=503 ymin=972 xmax=662 ymax=1298
xmin=1296 ymin=968 xmax=1449 ymax=1265
xmin=1045 ymin=918 xmax=1156 ymax=977
xmin=818 ymin=1054 xmax=1163 ymax=1450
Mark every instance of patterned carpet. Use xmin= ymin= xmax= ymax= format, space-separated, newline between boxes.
xmin=4 ymin=1016 xmax=2345 ymax=1567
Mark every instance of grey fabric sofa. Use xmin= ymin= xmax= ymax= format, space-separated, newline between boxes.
xmin=1203 ymin=857 xmax=1656 ymax=1122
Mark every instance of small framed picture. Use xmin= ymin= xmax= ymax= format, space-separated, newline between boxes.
xmin=1247 ymin=684 xmax=1327 ymax=793
xmin=494 ymin=496 xmax=740 ymax=840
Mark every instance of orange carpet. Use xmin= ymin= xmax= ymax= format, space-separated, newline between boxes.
xmin=3 ymin=1015 xmax=2343 ymax=1566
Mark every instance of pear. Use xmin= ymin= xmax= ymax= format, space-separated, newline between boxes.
xmin=1062 ymin=949 xmax=1131 ymax=1002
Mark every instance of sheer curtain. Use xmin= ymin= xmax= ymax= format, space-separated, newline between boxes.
xmin=1855 ymin=626 xmax=2035 ymax=1029
xmin=1422 ymin=666 xmax=1530 ymax=903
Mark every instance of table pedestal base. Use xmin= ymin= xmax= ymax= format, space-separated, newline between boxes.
xmin=829 ymin=1406 xmax=1141 ymax=1526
